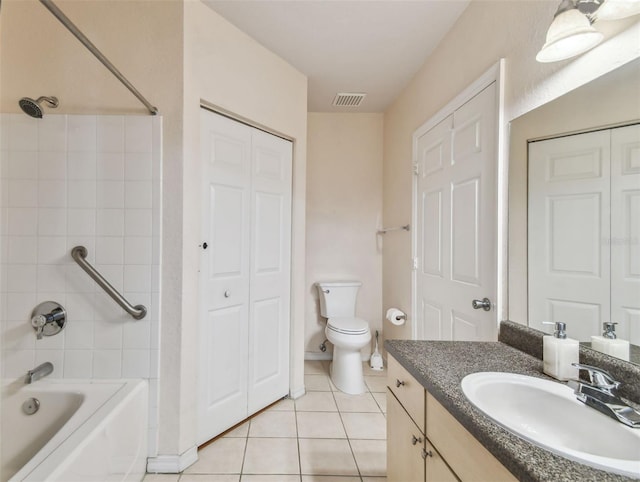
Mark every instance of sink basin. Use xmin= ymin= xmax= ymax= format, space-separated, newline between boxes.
xmin=461 ymin=372 xmax=640 ymax=478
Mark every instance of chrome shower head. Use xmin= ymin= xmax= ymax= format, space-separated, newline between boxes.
xmin=18 ymin=96 xmax=59 ymax=118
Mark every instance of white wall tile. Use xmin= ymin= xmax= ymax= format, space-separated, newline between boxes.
xmin=94 ymin=291 xmax=127 ymax=322
xmin=124 ymin=237 xmax=152 ymax=265
xmin=125 ymin=181 xmax=152 ymax=209
xmin=35 ymin=328 xmax=65 ymax=350
xmin=122 ymin=349 xmax=150 ymax=377
xmin=67 ymin=209 xmax=96 ymax=236
xmin=65 ymin=292 xmax=95 ymax=321
xmin=8 ymin=151 xmax=38 ymax=179
xmin=97 ymin=116 xmax=124 ymax=153
xmin=9 ymin=208 xmax=38 ymax=235
xmin=37 ymin=265 xmax=66 ymax=293
xmin=95 ymin=237 xmax=124 ymax=265
xmin=123 ymin=320 xmax=150 ymax=350
xmin=9 ymin=116 xmax=38 ymax=151
xmin=125 ymin=152 xmax=152 ymax=180
xmin=124 ymin=265 xmax=151 ymax=292
xmin=38 ymin=180 xmax=67 ymax=208
xmin=67 ymin=116 xmax=96 ymax=152
xmin=93 ymin=318 xmax=123 ymax=350
xmin=63 ymin=350 xmax=93 ymax=378
xmin=34 ymin=350 xmax=65 ymax=378
xmin=6 ymin=292 xmax=36 ymax=321
xmin=1 ymin=179 xmax=9 ymax=207
xmin=97 ymin=181 xmax=125 ymax=209
xmin=125 ymin=117 xmax=152 ymax=153
xmin=65 ymin=323 xmax=94 ymax=350
xmin=96 ymin=209 xmax=124 ymax=236
xmin=38 ymin=208 xmax=67 ymax=236
xmin=3 ymin=349 xmax=35 ymax=378
xmin=97 ymin=152 xmax=124 ymax=180
xmin=93 ymin=350 xmax=121 ymax=378
xmin=93 ymin=264 xmax=124 ymax=292
xmin=6 ymin=264 xmax=37 ymax=292
xmin=37 ymin=236 xmax=68 ymax=265
xmin=8 ymin=180 xmax=38 ymax=207
xmin=125 ymin=209 xmax=152 ymax=237
xmin=2 ymin=321 xmax=36 ymax=350
xmin=38 ymin=151 xmax=67 ymax=180
xmin=38 ymin=115 xmax=67 ymax=152
xmin=68 ymin=151 xmax=96 ymax=180
xmin=67 ymin=180 xmax=96 ymax=208
xmin=66 ymin=264 xmax=97 ymax=294
xmin=8 ymin=236 xmax=37 ymax=263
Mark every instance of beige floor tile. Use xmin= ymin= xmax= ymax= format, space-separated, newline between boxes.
xmin=362 ymin=478 xmax=387 ymax=482
xmin=224 ymin=420 xmax=250 ymax=438
xmin=304 ymin=360 xmax=328 ymax=375
xmin=180 ymin=476 xmax=240 ymax=482
xmin=299 ymin=439 xmax=359 ymax=476
xmin=333 ymin=391 xmax=380 ymax=413
xmin=143 ymin=475 xmax=179 ymax=482
xmin=350 ymin=439 xmax=386 ymax=476
xmin=295 ymin=391 xmax=338 ymax=412
xmin=371 ymin=392 xmax=387 ymax=413
xmin=297 ymin=411 xmax=347 ymax=439
xmin=305 ymin=374 xmax=332 ymax=391
xmin=184 ymin=438 xmax=246 ymax=474
xmin=243 ymin=438 xmax=300 ymax=475
xmin=362 ymin=362 xmax=387 ymax=378
xmin=341 ymin=413 xmax=386 ymax=440
xmin=364 ymin=376 xmax=388 ymax=393
xmin=301 ymin=477 xmax=360 ymax=482
xmin=249 ymin=410 xmax=297 ymax=438
xmin=241 ymin=476 xmax=300 ymax=482
xmin=268 ymin=398 xmax=296 ymax=411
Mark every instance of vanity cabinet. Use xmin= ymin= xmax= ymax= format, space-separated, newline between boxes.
xmin=387 ymin=354 xmax=516 ymax=482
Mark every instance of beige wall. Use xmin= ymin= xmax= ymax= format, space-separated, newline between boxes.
xmin=382 ymin=0 xmax=640 ymax=342
xmin=1 ymin=0 xmax=307 ymax=461
xmin=306 ymin=113 xmax=383 ymax=358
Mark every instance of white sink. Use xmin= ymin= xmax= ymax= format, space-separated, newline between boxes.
xmin=461 ymin=372 xmax=640 ymax=478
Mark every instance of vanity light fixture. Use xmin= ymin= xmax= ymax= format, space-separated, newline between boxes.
xmin=536 ymin=0 xmax=603 ymax=63
xmin=537 ymin=0 xmax=640 ymax=63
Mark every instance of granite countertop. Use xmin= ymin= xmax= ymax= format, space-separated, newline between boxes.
xmin=384 ymin=339 xmax=638 ymax=482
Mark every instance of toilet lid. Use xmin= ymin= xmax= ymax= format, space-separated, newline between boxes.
xmin=327 ymin=317 xmax=369 ymax=335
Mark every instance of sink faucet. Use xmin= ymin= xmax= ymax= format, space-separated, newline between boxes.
xmin=25 ymin=362 xmax=54 ymax=384
xmin=568 ymin=363 xmax=640 ymax=428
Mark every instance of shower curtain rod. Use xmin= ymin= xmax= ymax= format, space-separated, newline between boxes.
xmin=40 ymin=0 xmax=158 ymax=116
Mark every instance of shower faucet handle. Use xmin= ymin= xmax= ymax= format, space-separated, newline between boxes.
xmin=31 ymin=315 xmax=47 ymax=340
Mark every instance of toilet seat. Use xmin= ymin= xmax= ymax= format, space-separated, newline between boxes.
xmin=327 ymin=317 xmax=369 ymax=335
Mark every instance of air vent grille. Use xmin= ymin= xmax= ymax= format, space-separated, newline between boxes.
xmin=333 ymin=92 xmax=366 ymax=107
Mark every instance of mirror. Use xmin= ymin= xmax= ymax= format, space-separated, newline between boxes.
xmin=508 ymin=57 xmax=640 ymax=365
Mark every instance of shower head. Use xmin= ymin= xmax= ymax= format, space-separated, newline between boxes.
xmin=18 ymin=96 xmax=59 ymax=118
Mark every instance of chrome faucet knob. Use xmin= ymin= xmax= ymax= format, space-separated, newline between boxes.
xmin=31 ymin=314 xmax=47 ymax=340
xmin=572 ymin=363 xmax=621 ymax=392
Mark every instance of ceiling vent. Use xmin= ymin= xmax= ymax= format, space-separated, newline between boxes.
xmin=332 ymin=92 xmax=366 ymax=107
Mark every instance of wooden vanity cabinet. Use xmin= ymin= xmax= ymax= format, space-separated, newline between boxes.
xmin=387 ymin=353 xmax=516 ymax=482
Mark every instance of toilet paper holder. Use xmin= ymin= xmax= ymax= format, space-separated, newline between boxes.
xmin=386 ymin=308 xmax=407 ymax=325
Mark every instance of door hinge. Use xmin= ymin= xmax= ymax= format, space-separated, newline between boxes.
xmin=412 ymin=163 xmax=419 ymax=176
xmin=412 ymin=257 xmax=418 ymax=271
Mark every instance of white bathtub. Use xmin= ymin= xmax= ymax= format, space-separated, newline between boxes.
xmin=1 ymin=379 xmax=148 ymax=482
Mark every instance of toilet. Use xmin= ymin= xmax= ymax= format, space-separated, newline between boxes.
xmin=316 ymin=280 xmax=371 ymax=394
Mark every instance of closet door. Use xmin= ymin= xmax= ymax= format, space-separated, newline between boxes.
xmin=248 ymin=129 xmax=292 ymax=414
xmin=198 ymin=109 xmax=252 ymax=443
xmin=611 ymin=124 xmax=640 ymax=344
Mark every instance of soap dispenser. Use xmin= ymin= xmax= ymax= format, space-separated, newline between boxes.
xmin=591 ymin=322 xmax=630 ymax=361
xmin=542 ymin=321 xmax=579 ymax=381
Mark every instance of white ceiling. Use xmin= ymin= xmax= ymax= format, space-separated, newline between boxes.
xmin=203 ymin=1 xmax=470 ymax=113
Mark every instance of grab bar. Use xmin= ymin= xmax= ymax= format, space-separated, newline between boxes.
xmin=39 ymin=0 xmax=158 ymax=116
xmin=377 ymin=224 xmax=410 ymax=235
xmin=71 ymin=246 xmax=147 ymax=320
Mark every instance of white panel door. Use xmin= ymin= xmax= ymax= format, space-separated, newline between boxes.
xmin=611 ymin=124 xmax=640 ymax=344
xmin=198 ymin=109 xmax=292 ymax=444
xmin=248 ymin=129 xmax=292 ymax=414
xmin=528 ymin=130 xmax=611 ymax=341
xmin=415 ymin=83 xmax=498 ymax=341
xmin=199 ymin=109 xmax=252 ymax=443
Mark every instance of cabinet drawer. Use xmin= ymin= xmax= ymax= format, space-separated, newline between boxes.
xmin=387 ymin=390 xmax=426 ymax=482
xmin=426 ymin=393 xmax=516 ymax=482
xmin=388 ymin=354 xmax=425 ymax=429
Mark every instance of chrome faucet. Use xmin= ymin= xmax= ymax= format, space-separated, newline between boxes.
xmin=25 ymin=362 xmax=54 ymax=384
xmin=568 ymin=363 xmax=640 ymax=428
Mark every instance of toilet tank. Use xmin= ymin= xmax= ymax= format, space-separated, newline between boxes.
xmin=316 ymin=281 xmax=362 ymax=318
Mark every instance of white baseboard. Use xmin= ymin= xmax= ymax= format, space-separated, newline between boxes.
xmin=304 ymin=351 xmax=332 ymax=361
xmin=146 ymin=445 xmax=198 ymax=474
xmin=289 ymin=386 xmax=306 ymax=399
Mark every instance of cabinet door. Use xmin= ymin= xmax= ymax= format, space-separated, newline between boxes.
xmin=387 ymin=390 xmax=425 ymax=482
xmin=425 ymin=440 xmax=459 ymax=482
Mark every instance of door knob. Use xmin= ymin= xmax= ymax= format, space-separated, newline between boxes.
xmin=200 ymin=242 xmax=208 ymax=250
xmin=224 ymin=290 xmax=231 ymax=298
xmin=472 ymin=298 xmax=492 ymax=311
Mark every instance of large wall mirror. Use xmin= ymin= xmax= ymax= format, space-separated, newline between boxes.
xmin=508 ymin=57 xmax=640 ymax=365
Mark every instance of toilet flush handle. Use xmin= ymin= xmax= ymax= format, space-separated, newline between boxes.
xmin=322 ymin=289 xmax=330 ymax=294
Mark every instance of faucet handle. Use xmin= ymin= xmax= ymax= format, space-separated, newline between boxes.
xmin=571 ymin=363 xmax=621 ymax=392
xmin=31 ymin=314 xmax=47 ymax=340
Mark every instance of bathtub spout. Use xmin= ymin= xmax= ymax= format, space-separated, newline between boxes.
xmin=26 ymin=362 xmax=54 ymax=384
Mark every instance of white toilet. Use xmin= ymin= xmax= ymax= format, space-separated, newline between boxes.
xmin=316 ymin=280 xmax=371 ymax=394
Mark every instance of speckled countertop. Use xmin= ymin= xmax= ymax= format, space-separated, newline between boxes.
xmin=384 ymin=339 xmax=638 ymax=482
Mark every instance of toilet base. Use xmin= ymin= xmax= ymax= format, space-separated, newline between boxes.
xmin=329 ymin=346 xmax=367 ymax=395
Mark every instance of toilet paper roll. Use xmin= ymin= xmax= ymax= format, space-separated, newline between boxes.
xmin=386 ymin=308 xmax=406 ymax=326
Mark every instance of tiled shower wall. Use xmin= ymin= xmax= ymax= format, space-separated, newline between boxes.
xmin=0 ymin=113 xmax=161 ymax=453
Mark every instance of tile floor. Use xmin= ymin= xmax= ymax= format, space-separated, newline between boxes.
xmin=145 ymin=360 xmax=388 ymax=482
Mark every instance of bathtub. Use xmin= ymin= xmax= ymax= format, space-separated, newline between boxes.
xmin=1 ymin=379 xmax=148 ymax=482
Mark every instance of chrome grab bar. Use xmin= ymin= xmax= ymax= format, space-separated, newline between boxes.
xmin=39 ymin=0 xmax=158 ymax=116
xmin=377 ymin=224 xmax=410 ymax=235
xmin=71 ymin=246 xmax=147 ymax=320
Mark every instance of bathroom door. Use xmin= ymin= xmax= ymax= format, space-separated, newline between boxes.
xmin=198 ymin=108 xmax=292 ymax=444
xmin=414 ymin=83 xmax=498 ymax=341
